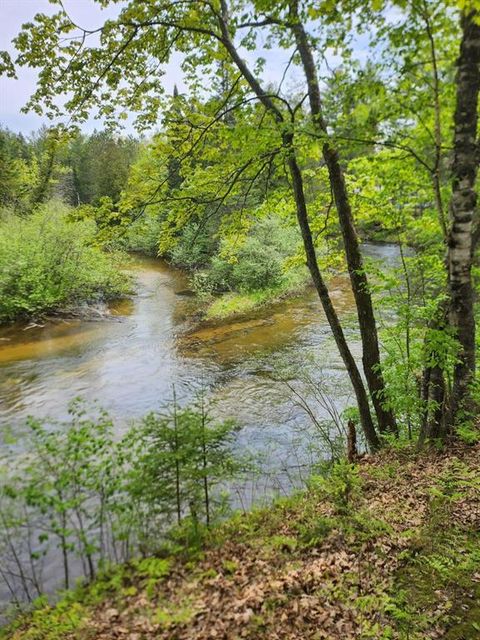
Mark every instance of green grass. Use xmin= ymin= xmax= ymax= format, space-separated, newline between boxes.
xmin=204 ymin=270 xmax=309 ymax=321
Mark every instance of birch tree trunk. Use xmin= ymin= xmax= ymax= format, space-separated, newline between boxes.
xmin=448 ymin=9 xmax=480 ymax=421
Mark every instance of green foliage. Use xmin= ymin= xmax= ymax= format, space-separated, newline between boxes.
xmin=122 ymin=394 xmax=245 ymax=541
xmin=1 ymin=401 xmax=119 ymax=595
xmin=294 ymin=515 xmax=335 ymax=548
xmin=155 ymin=598 xmax=197 ymax=628
xmin=2 ymin=0 xmax=480 ymax=634
xmin=203 ymin=288 xmax=282 ymax=320
xmin=192 ymin=216 xmax=304 ymax=297
xmin=170 ymin=221 xmax=219 ymax=269
xmin=132 ymin=558 xmax=171 ymax=598
xmin=0 ymin=126 xmax=139 ymax=218
xmin=68 ymin=131 xmax=139 ymax=206
xmin=0 ymin=201 xmax=130 ymax=322
xmin=388 ymin=477 xmax=480 ymax=638
xmin=0 ymin=128 xmax=37 ymax=213
xmin=2 ymin=0 xmax=475 ymax=444
xmin=230 ymin=240 xmax=283 ymax=292
xmin=0 ymin=396 xmax=246 ymax=606
xmin=4 ymin=598 xmax=89 ymax=640
xmin=1 ymin=558 xmax=169 ymax=640
xmin=456 ymin=421 xmax=480 ymax=444
xmin=221 ymin=559 xmax=238 ymax=575
xmin=309 ymin=461 xmax=362 ymax=516
xmin=121 ymin=211 xmax=163 ymax=256
xmin=266 ymin=534 xmax=298 ymax=553
xmin=4 ymin=446 xmax=480 ymax=640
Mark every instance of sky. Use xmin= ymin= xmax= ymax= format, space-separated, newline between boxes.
xmin=1 ymin=0 xmax=119 ymax=133
xmin=0 ymin=0 xmax=182 ymax=134
xmin=0 ymin=0 xmax=365 ymax=136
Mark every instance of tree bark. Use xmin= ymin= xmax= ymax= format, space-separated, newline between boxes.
xmin=418 ymin=363 xmax=446 ymax=445
xmin=447 ymin=10 xmax=480 ymax=421
xmin=289 ymin=11 xmax=397 ymax=435
xmin=286 ymin=145 xmax=380 ymax=451
xmin=421 ymin=2 xmax=448 ymax=239
xmin=217 ymin=2 xmax=380 ymax=450
xmin=418 ymin=300 xmax=448 ymax=444
xmin=347 ymin=419 xmax=358 ymax=463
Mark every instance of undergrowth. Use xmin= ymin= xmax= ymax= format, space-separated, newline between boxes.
xmin=3 ymin=444 xmax=479 ymax=640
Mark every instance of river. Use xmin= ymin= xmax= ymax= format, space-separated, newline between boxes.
xmin=0 ymin=244 xmax=402 ymax=476
xmin=0 ymin=243 xmax=403 ymax=611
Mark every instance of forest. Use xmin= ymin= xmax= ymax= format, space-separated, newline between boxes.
xmin=0 ymin=0 xmax=480 ymax=638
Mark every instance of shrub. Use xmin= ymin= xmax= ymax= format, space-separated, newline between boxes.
xmin=170 ymin=221 xmax=219 ymax=269
xmin=121 ymin=211 xmax=162 ymax=256
xmin=195 ymin=255 xmax=234 ymax=294
xmin=0 ymin=201 xmax=130 ymax=322
xmin=232 ymin=239 xmax=284 ymax=292
xmin=192 ymin=216 xmax=301 ymax=295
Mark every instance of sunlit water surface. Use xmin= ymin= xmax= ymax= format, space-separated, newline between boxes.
xmin=0 ymin=244 xmax=402 ymax=466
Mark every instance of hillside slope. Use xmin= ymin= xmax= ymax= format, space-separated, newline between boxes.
xmin=6 ymin=443 xmax=480 ymax=640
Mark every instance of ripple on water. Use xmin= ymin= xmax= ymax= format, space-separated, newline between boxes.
xmin=0 ymin=244 xmax=397 ymax=434
xmin=0 ymin=246 xmax=401 ymax=609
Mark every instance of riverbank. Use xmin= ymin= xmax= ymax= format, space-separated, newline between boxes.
xmin=173 ymin=261 xmax=311 ymax=328
xmin=5 ymin=441 xmax=480 ymax=640
xmin=0 ymin=297 xmax=137 ymax=331
xmin=0 ymin=201 xmax=133 ymax=326
xmin=188 ymin=278 xmax=311 ymax=329
xmin=171 ymin=237 xmax=402 ymax=329
xmin=0 ymin=236 xmax=395 ymax=333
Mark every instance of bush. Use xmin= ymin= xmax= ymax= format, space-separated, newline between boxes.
xmin=121 ymin=210 xmax=162 ymax=256
xmin=170 ymin=221 xmax=219 ymax=269
xmin=192 ymin=216 xmax=301 ymax=295
xmin=232 ymin=238 xmax=283 ymax=292
xmin=195 ymin=255 xmax=234 ymax=295
xmin=0 ymin=201 xmax=130 ymax=322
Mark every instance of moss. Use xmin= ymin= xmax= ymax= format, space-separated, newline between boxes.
xmin=444 ymin=592 xmax=480 ymax=640
xmin=391 ymin=531 xmax=480 ymax=639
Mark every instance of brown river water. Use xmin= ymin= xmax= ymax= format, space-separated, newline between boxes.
xmin=0 ymin=243 xmax=401 ymax=473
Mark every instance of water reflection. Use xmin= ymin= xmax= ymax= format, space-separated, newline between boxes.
xmin=0 ymin=245 xmax=400 ymax=441
xmin=0 ymin=245 xmax=403 ymax=609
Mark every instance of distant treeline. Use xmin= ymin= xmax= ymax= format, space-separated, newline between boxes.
xmin=0 ymin=126 xmax=140 ymax=213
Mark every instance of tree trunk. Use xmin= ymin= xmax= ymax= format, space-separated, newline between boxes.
xmin=290 ymin=12 xmax=397 ymax=435
xmin=419 ymin=363 xmax=446 ymax=445
xmin=447 ymin=10 xmax=480 ymax=421
xmin=217 ymin=3 xmax=380 ymax=450
xmin=422 ymin=3 xmax=448 ymax=239
xmin=346 ymin=420 xmax=358 ymax=463
xmin=286 ymin=146 xmax=380 ymax=451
